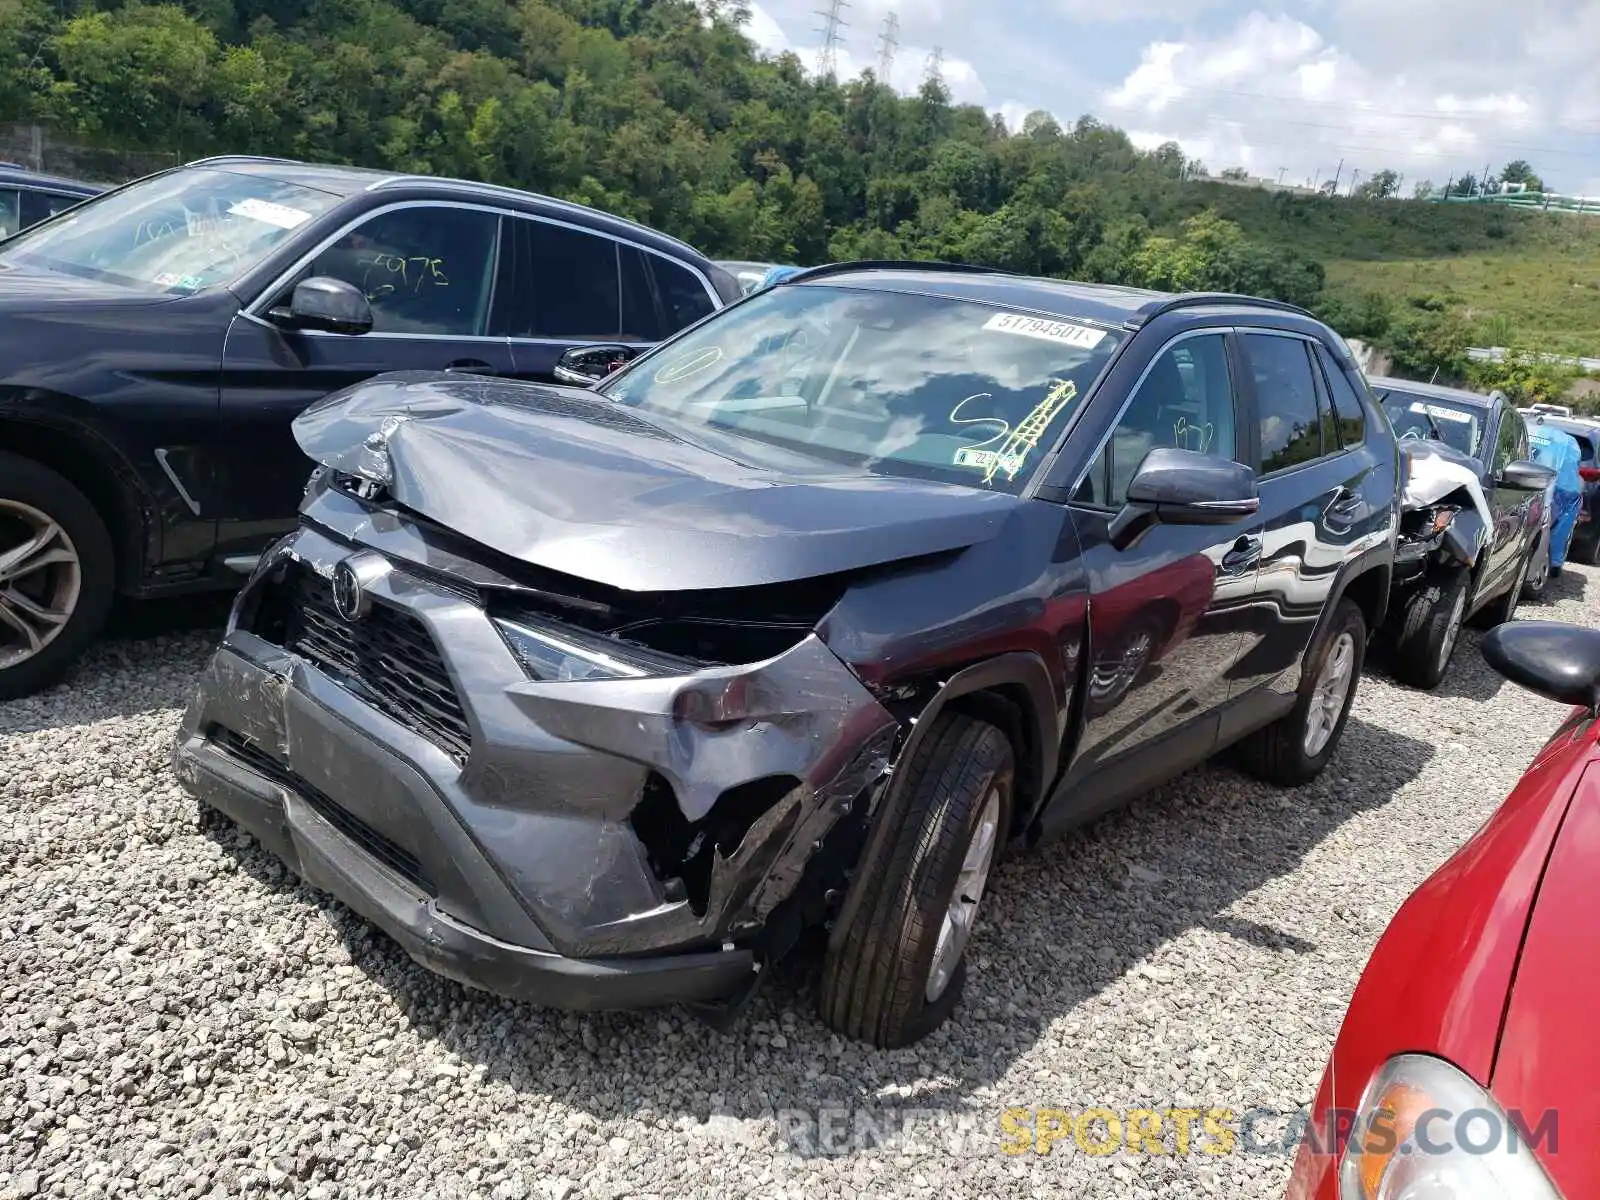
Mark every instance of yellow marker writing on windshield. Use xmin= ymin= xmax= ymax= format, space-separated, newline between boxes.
xmin=984 ymin=378 xmax=1079 ymax=485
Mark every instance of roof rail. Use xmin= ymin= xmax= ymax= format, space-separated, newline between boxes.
xmin=184 ymin=155 xmax=305 ymax=168
xmin=366 ymin=174 xmax=704 ymax=257
xmin=1126 ymin=292 xmax=1314 ymax=329
xmin=776 ymin=260 xmax=1006 ymax=285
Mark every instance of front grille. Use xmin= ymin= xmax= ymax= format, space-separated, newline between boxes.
xmin=265 ymin=561 xmax=473 ymax=765
xmin=209 ymin=726 xmax=434 ymax=895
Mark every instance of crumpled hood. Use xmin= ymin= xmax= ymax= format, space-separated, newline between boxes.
xmin=292 ymin=372 xmax=1019 ymax=592
xmin=1399 ymin=438 xmax=1493 ymax=540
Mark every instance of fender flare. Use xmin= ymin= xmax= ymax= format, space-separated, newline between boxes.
xmin=1306 ymin=544 xmax=1393 ymax=660
xmin=825 ymin=651 xmax=1059 ymax=956
xmin=0 ymin=399 xmax=155 ymax=589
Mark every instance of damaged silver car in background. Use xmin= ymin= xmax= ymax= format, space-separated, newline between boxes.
xmin=1372 ymin=377 xmax=1554 ymax=690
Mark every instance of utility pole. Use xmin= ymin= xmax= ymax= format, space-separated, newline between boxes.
xmin=1481 ymin=162 xmax=1492 ymax=199
xmin=875 ymin=11 xmax=899 ymax=87
xmin=923 ymin=46 xmax=945 ymax=90
xmin=1277 ymin=167 xmax=1287 ymax=185
xmin=1329 ymin=157 xmax=1344 ymax=195
xmin=1348 ymin=168 xmax=1361 ymax=197
xmin=814 ymin=0 xmax=848 ymax=79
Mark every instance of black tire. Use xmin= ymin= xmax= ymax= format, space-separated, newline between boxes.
xmin=819 ymin=712 xmax=1013 ymax=1049
xmin=0 ymin=452 xmax=115 ymax=701
xmin=1389 ymin=567 xmax=1469 ymax=690
xmin=1576 ymin=529 xmax=1600 ymax=567
xmin=1236 ymin=599 xmax=1366 ymax=787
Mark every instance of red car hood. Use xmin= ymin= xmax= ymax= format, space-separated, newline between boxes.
xmin=1489 ymin=759 xmax=1600 ymax=1200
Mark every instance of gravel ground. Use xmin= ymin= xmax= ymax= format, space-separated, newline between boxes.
xmin=2 ymin=570 xmax=1594 ymax=1200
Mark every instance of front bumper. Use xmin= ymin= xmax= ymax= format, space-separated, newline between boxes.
xmin=177 ymin=693 xmax=754 ymax=1008
xmin=174 ymin=494 xmax=899 ymax=1010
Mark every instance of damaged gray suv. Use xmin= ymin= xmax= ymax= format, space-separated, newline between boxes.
xmin=175 ymin=264 xmax=1397 ymax=1047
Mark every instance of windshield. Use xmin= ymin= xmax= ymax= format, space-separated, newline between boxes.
xmin=0 ymin=168 xmax=343 ymax=295
xmin=600 ymin=283 xmax=1125 ymax=494
xmin=1381 ymin=390 xmax=1485 ymax=458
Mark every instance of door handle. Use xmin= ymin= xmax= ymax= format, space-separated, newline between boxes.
xmin=1221 ymin=534 xmax=1261 ymax=575
xmin=1328 ymin=488 xmax=1364 ymax=520
xmin=445 ymin=359 xmax=501 ymax=376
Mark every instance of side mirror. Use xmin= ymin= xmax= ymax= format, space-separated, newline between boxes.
xmin=268 ymin=276 xmax=373 ymax=336
xmin=1499 ymin=459 xmax=1556 ymax=491
xmin=1109 ymin=448 xmax=1260 ymax=551
xmin=1483 ymin=622 xmax=1600 ymax=713
xmin=554 ymin=344 xmax=641 ymax=387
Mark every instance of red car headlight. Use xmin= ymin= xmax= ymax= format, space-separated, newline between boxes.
xmin=1339 ymin=1054 xmax=1563 ymax=1199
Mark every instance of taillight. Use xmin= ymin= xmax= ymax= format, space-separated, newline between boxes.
xmin=1580 ymin=466 xmax=1600 ymax=483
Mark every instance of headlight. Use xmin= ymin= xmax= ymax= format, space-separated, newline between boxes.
xmin=1340 ymin=1054 xmax=1563 ymax=1199
xmin=493 ymin=615 xmax=687 ymax=682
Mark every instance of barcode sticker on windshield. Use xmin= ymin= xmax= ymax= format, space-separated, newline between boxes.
xmin=983 ymin=312 xmax=1107 ymax=349
xmin=1410 ymin=402 xmax=1472 ymax=424
xmin=228 ymin=198 xmax=313 ymax=230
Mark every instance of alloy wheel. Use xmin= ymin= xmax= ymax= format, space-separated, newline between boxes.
xmin=1303 ymin=631 xmax=1357 ymax=757
xmin=926 ymin=785 xmax=1001 ymax=1002
xmin=0 ymin=501 xmax=83 ymax=670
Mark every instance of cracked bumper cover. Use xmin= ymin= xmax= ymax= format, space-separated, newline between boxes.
xmin=172 ymin=516 xmax=899 ymax=1011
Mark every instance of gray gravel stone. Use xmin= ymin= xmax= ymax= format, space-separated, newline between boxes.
xmin=2 ymin=573 xmax=1593 ymax=1198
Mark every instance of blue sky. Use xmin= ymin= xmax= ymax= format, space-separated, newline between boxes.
xmin=745 ymin=0 xmax=1600 ymax=196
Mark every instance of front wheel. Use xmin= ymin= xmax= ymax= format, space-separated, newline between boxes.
xmin=1237 ymin=599 xmax=1366 ymax=787
xmin=820 ymin=712 xmax=1012 ymax=1048
xmin=0 ymin=452 xmax=116 ymax=701
xmin=1389 ymin=567 xmax=1469 ymax=690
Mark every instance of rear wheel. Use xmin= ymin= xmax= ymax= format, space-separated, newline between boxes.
xmin=1522 ymin=535 xmax=1551 ymax=601
xmin=1237 ymin=599 xmax=1365 ymax=786
xmin=1390 ymin=567 xmax=1469 ymax=690
xmin=0 ymin=453 xmax=115 ymax=701
xmin=820 ymin=712 xmax=1012 ymax=1048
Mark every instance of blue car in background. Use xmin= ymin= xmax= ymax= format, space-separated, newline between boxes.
xmin=716 ymin=260 xmax=804 ymax=295
xmin=1525 ymin=412 xmax=1600 ymax=565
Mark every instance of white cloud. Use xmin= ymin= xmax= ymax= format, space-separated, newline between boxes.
xmin=1049 ymin=0 xmax=1233 ymax=21
xmin=1100 ymin=7 xmax=1595 ymax=191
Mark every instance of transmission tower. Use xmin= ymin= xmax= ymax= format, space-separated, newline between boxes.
xmin=923 ymin=46 xmax=945 ymax=89
xmin=875 ymin=12 xmax=899 ymax=86
xmin=814 ymin=0 xmax=848 ymax=78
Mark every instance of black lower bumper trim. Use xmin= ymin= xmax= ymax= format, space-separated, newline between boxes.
xmin=176 ymin=737 xmax=756 ymax=1011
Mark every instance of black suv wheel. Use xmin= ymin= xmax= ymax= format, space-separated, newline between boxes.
xmin=1237 ymin=599 xmax=1366 ymax=786
xmin=0 ymin=452 xmax=115 ymax=701
xmin=820 ymin=712 xmax=1012 ymax=1048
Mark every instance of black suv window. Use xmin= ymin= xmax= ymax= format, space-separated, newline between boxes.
xmin=0 ymin=189 xmax=18 ymax=239
xmin=507 ymin=219 xmax=625 ymax=341
xmin=19 ymin=189 xmax=80 ymax=229
xmin=1493 ymin=404 xmax=1525 ymax=474
xmin=1084 ymin=333 xmax=1239 ymax=506
xmin=650 ymin=254 xmax=716 ymax=332
xmin=1315 ymin=345 xmax=1367 ymax=447
xmin=1243 ymin=333 xmax=1324 ymax=473
xmin=308 ymin=206 xmax=501 ymax=336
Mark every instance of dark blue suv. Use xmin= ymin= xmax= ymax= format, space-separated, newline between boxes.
xmin=0 ymin=164 xmax=102 ymax=239
xmin=0 ymin=156 xmax=741 ymax=698
xmin=174 ymin=264 xmax=1399 ymax=1046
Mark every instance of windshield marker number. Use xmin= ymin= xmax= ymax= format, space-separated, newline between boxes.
xmin=983 ymin=312 xmax=1107 ymax=349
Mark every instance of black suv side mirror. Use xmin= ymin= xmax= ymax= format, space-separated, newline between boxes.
xmin=553 ymin=344 xmax=641 ymax=387
xmin=1109 ymin=447 xmax=1260 ymax=551
xmin=268 ymin=277 xmax=374 ymax=336
xmin=1498 ymin=459 xmax=1555 ymax=491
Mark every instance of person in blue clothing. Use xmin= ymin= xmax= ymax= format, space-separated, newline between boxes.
xmin=1527 ymin=416 xmax=1584 ymax=576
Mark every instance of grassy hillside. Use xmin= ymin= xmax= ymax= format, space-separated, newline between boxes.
xmin=1167 ymin=183 xmax=1600 ymax=359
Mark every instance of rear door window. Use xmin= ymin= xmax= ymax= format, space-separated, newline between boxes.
xmin=0 ymin=189 xmax=18 ymax=239
xmin=502 ymin=218 xmax=625 ymax=341
xmin=1241 ymin=333 xmax=1325 ymax=473
xmin=19 ymin=189 xmax=82 ymax=228
xmin=649 ymin=254 xmax=717 ymax=333
xmin=1314 ymin=345 xmax=1367 ymax=447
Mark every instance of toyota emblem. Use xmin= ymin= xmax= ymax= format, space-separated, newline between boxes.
xmin=329 ymin=552 xmax=390 ymax=623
